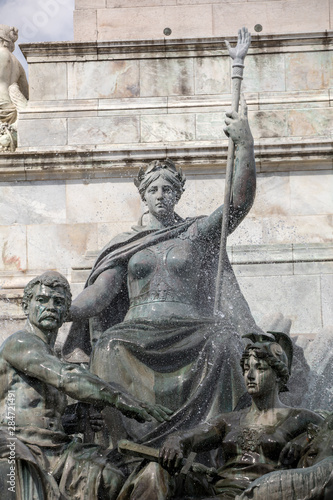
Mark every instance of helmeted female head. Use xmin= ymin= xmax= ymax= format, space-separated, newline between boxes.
xmin=134 ymin=159 xmax=186 ymax=202
xmin=240 ymin=332 xmax=293 ymax=392
xmin=0 ymin=25 xmax=18 ymax=52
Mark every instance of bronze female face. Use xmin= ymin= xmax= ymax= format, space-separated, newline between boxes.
xmin=135 ymin=159 xmax=186 ymax=202
xmin=144 ymin=176 xmax=178 ymax=221
xmin=240 ymin=339 xmax=291 ymax=393
xmin=243 ymin=351 xmax=279 ymax=397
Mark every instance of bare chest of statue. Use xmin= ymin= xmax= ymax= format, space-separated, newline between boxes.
xmin=126 ymin=237 xmax=204 ymax=321
xmin=0 ymin=363 xmax=67 ymax=434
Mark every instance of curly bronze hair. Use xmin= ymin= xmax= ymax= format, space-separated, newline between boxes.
xmin=22 ymin=271 xmax=72 ymax=316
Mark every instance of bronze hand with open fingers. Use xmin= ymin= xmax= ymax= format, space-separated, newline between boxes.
xmin=225 ymin=27 xmax=251 ymax=65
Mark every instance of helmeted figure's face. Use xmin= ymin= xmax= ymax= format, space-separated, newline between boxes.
xmin=0 ymin=25 xmax=17 ymax=53
xmin=243 ymin=353 xmax=278 ymax=397
xmin=25 ymin=284 xmax=67 ymax=332
xmin=0 ymin=37 xmax=14 ymax=52
xmin=144 ymin=176 xmax=178 ymax=221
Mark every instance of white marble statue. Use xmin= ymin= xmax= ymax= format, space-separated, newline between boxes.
xmin=0 ymin=24 xmax=29 ymax=151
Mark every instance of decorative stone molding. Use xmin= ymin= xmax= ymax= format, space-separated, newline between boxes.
xmin=71 ymin=242 xmax=333 ymax=279
xmin=16 ymin=32 xmax=332 ymax=154
xmin=21 ymin=31 xmax=333 ymax=61
xmin=0 ymin=138 xmax=331 ymax=182
xmin=67 ymin=242 xmax=333 ymax=337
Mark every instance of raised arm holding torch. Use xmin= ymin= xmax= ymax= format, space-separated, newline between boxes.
xmin=214 ymin=27 xmax=252 ymax=314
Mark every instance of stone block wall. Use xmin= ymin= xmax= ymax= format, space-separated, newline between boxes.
xmin=0 ymin=167 xmax=331 ymax=343
xmin=73 ymin=0 xmax=332 ymax=41
xmin=0 ymin=3 xmax=331 ymax=343
xmin=18 ymin=33 xmax=332 ymax=155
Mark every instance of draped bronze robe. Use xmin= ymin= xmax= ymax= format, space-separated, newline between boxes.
xmin=64 ymin=218 xmax=261 ymax=449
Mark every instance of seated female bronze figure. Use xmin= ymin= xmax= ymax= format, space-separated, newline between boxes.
xmin=152 ymin=333 xmax=324 ymax=500
xmin=64 ymin=100 xmax=262 ymax=449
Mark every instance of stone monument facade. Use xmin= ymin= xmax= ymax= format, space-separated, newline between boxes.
xmin=0 ymin=0 xmax=331 ymax=345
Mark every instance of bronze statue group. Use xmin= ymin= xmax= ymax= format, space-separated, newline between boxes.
xmin=0 ymin=94 xmax=332 ymax=499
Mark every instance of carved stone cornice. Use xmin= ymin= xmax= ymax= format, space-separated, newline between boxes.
xmin=0 ymin=137 xmax=330 ymax=181
xmin=20 ymin=31 xmax=333 ymax=62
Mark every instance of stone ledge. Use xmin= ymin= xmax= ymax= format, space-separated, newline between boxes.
xmin=70 ymin=242 xmax=333 ymax=282
xmin=0 ymin=268 xmax=72 ymax=294
xmin=0 ymin=137 xmax=326 ymax=182
xmin=231 ymin=243 xmax=333 ymax=265
xmin=0 ymin=291 xmax=26 ymax=321
xmin=0 ymin=138 xmax=331 ymax=182
xmin=0 ymin=245 xmax=330 ymax=337
xmin=20 ymin=31 xmax=333 ymax=63
xmin=19 ymin=90 xmax=331 ymax=117
xmin=1 ymin=243 xmax=330 ymax=287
